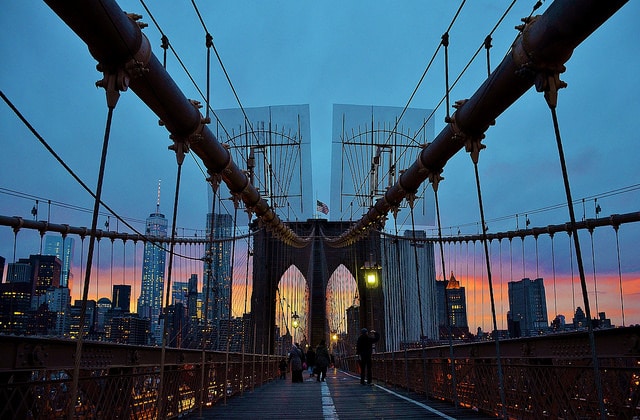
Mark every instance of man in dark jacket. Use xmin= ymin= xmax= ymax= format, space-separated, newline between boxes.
xmin=356 ymin=328 xmax=380 ymax=385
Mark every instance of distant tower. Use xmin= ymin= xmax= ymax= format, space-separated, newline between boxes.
xmin=203 ymin=212 xmax=233 ymax=349
xmin=44 ymin=234 xmax=74 ymax=288
xmin=436 ymin=271 xmax=469 ymax=339
xmin=137 ymin=182 xmax=168 ymax=344
xmin=508 ymin=277 xmax=549 ymax=337
xmin=112 ymin=284 xmax=131 ymax=313
xmin=187 ymin=274 xmax=198 ymax=320
xmin=27 ymin=254 xmax=62 ymax=309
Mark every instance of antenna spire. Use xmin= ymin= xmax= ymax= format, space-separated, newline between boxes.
xmin=156 ymin=180 xmax=161 ymax=213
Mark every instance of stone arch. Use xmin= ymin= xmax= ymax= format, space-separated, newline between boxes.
xmin=251 ymin=219 xmax=385 ymax=353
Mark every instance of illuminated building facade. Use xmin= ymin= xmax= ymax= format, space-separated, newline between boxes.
xmin=137 ymin=210 xmax=168 ymax=344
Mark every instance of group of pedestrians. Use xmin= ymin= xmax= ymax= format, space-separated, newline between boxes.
xmin=281 ymin=327 xmax=380 ymax=386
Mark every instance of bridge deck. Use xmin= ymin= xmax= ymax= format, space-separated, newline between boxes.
xmin=197 ymin=369 xmax=494 ymax=419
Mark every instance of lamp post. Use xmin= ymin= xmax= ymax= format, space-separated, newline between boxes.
xmin=292 ymin=311 xmax=300 ymax=343
xmin=361 ymin=253 xmax=381 ymax=329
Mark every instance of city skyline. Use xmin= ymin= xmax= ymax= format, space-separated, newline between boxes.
xmin=1 ymin=224 xmax=634 ymax=339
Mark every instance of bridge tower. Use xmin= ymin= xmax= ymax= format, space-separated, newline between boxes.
xmin=250 ymin=219 xmax=385 ymax=354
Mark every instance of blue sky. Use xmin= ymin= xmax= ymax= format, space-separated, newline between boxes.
xmin=1 ymin=1 xmax=639 ymax=324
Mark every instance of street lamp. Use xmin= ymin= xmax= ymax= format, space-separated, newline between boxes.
xmin=361 ymin=253 xmax=381 ymax=289
xmin=361 ymin=253 xmax=381 ymax=329
xmin=292 ymin=311 xmax=300 ymax=342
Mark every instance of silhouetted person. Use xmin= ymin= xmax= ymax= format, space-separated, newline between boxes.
xmin=356 ymin=328 xmax=380 ymax=385
xmin=288 ymin=343 xmax=304 ymax=383
xmin=315 ymin=339 xmax=330 ymax=382
xmin=279 ymin=358 xmax=287 ymax=379
xmin=306 ymin=347 xmax=316 ymax=377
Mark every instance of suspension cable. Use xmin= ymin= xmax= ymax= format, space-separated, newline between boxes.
xmin=550 ymin=233 xmax=558 ymax=319
xmin=467 ymin=137 xmax=507 ymax=418
xmin=613 ymin=226 xmax=626 ymax=327
xmin=223 ymin=202 xmax=239 ymax=405
xmin=158 ymin=142 xmax=185 ymax=417
xmin=432 ymin=179 xmax=459 ymax=408
xmin=546 ymin=87 xmax=605 ymax=419
xmin=69 ymin=95 xmax=118 ymax=420
xmin=588 ymin=227 xmax=599 ymax=314
xmin=199 ymin=180 xmax=218 ymax=416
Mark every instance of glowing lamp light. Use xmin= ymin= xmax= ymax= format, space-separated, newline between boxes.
xmin=366 ymin=273 xmax=377 ymax=286
xmin=362 ymin=253 xmax=381 ymax=288
xmin=292 ymin=312 xmax=300 ymax=329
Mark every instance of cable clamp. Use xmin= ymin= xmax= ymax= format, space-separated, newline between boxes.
xmin=428 ymin=169 xmax=444 ymax=192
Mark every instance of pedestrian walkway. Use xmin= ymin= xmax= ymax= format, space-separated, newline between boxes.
xmin=196 ymin=369 xmax=494 ymax=419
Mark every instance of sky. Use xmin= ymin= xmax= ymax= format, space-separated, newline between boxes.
xmin=1 ymin=1 xmax=639 ymax=330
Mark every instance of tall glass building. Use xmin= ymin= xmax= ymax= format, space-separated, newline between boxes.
xmin=44 ymin=234 xmax=74 ymax=288
xmin=203 ymin=212 xmax=233 ymax=349
xmin=137 ymin=210 xmax=168 ymax=344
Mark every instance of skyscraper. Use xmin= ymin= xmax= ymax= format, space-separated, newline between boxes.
xmin=436 ymin=272 xmax=469 ymax=340
xmin=27 ymin=254 xmax=62 ymax=309
xmin=44 ymin=234 xmax=74 ymax=288
xmin=203 ymin=213 xmax=232 ymax=349
xmin=112 ymin=284 xmax=131 ymax=313
xmin=137 ymin=204 xmax=168 ymax=345
xmin=187 ymin=274 xmax=198 ymax=320
xmin=508 ymin=277 xmax=549 ymax=337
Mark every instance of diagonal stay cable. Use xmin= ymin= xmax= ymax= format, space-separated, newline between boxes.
xmin=1 ymin=90 xmax=209 ymax=262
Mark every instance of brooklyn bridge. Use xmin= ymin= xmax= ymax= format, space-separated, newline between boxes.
xmin=0 ymin=0 xmax=638 ymax=418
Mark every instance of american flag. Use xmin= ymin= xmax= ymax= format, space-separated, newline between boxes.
xmin=316 ymin=200 xmax=329 ymax=215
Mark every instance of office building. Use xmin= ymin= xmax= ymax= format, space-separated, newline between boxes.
xmin=508 ymin=277 xmax=549 ymax=337
xmin=44 ymin=235 xmax=74 ymax=288
xmin=137 ymin=207 xmax=168 ymax=344
xmin=436 ymin=271 xmax=469 ymax=340
xmin=112 ymin=284 xmax=131 ymax=313
xmin=203 ymin=212 xmax=233 ymax=349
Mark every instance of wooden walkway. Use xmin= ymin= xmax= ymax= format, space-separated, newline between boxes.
xmin=195 ymin=369 xmax=495 ymax=419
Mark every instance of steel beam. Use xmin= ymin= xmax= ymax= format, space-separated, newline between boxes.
xmin=329 ymin=0 xmax=629 ymax=246
xmin=43 ymin=0 xmax=308 ymax=248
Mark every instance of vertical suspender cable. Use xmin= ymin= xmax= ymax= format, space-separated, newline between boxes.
xmin=614 ymin=226 xmax=625 ymax=326
xmin=199 ymin=183 xmax=217 ymax=416
xmin=550 ymin=233 xmax=558 ymax=320
xmin=224 ymin=203 xmax=239 ymax=404
xmin=442 ymin=32 xmax=451 ymax=121
xmin=241 ymin=230 xmax=252 ymax=394
xmin=392 ymin=217 xmax=409 ymax=388
xmin=589 ymin=227 xmax=599 ymax=314
xmin=569 ymin=232 xmax=576 ymax=313
xmin=547 ymin=103 xmax=605 ymax=418
xmin=68 ymin=99 xmax=116 ymax=420
xmin=158 ymin=145 xmax=184 ymax=418
xmin=205 ymin=33 xmax=213 ymax=121
xmin=408 ymin=202 xmax=430 ymax=397
xmin=498 ymin=239 xmax=504 ymax=330
xmin=470 ymin=156 xmax=507 ymax=419
xmin=433 ymin=185 xmax=459 ymax=408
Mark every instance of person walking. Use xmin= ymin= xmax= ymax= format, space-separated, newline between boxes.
xmin=306 ymin=346 xmax=316 ymax=378
xmin=279 ymin=358 xmax=288 ymax=380
xmin=288 ymin=343 xmax=305 ymax=383
xmin=315 ymin=339 xmax=330 ymax=382
xmin=356 ymin=328 xmax=380 ymax=385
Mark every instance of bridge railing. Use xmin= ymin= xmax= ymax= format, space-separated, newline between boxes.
xmin=341 ymin=326 xmax=640 ymax=419
xmin=0 ymin=335 xmax=279 ymax=419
